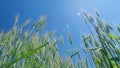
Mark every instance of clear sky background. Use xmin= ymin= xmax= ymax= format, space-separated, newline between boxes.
xmin=0 ymin=0 xmax=120 ymax=57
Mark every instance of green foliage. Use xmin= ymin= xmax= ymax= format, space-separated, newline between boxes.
xmin=1 ymin=11 xmax=120 ymax=68
xmin=69 ymin=11 xmax=120 ymax=68
xmin=78 ymin=11 xmax=120 ymax=68
xmin=0 ymin=17 xmax=73 ymax=68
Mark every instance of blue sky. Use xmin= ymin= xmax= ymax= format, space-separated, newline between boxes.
xmin=0 ymin=0 xmax=120 ymax=57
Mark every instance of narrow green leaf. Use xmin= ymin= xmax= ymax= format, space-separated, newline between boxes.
xmin=110 ymin=57 xmax=120 ymax=61
xmin=70 ymin=50 xmax=79 ymax=58
xmin=108 ymin=33 xmax=120 ymax=40
xmin=69 ymin=33 xmax=72 ymax=45
xmin=96 ymin=11 xmax=100 ymax=17
xmin=88 ymin=47 xmax=102 ymax=51
xmin=117 ymin=26 xmax=120 ymax=32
